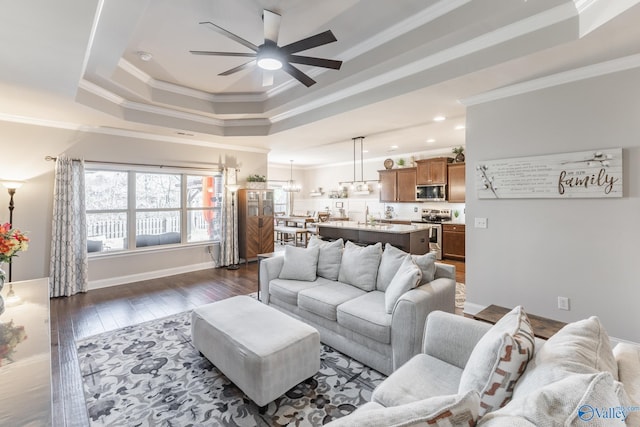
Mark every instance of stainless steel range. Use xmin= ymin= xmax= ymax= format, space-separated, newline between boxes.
xmin=411 ymin=208 xmax=451 ymax=260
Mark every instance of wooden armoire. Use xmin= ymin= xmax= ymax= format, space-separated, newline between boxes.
xmin=237 ymin=189 xmax=274 ymax=263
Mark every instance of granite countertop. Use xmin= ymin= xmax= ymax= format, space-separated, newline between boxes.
xmin=318 ymin=221 xmax=430 ymax=234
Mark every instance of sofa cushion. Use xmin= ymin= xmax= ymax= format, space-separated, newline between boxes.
xmin=458 ymin=306 xmax=535 ymax=417
xmin=278 ymin=245 xmax=320 ymax=281
xmin=372 ymin=353 xmax=463 ymax=406
xmin=307 ymin=237 xmax=344 ymax=280
xmin=514 ymin=316 xmax=618 ymax=398
xmin=478 ymin=372 xmax=630 ymax=426
xmin=326 ymin=390 xmax=480 ymax=427
xmin=338 ymin=241 xmax=382 ymax=291
xmin=298 ymin=281 xmax=366 ymax=321
xmin=412 ymin=251 xmax=437 ymax=285
xmin=376 ymin=243 xmax=407 ymax=291
xmin=337 ymin=291 xmax=391 ymax=344
xmin=269 ymin=278 xmax=323 ymax=306
xmin=614 ymin=343 xmax=640 ymax=426
xmin=384 ymin=255 xmax=421 ymax=314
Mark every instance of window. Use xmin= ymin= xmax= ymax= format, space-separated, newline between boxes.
xmin=269 ymin=182 xmax=289 ymax=215
xmin=85 ymin=168 xmax=223 ymax=253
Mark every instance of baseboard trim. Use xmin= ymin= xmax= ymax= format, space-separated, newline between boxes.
xmin=88 ymin=262 xmax=217 ymax=290
xmin=463 ymin=302 xmax=486 ymax=316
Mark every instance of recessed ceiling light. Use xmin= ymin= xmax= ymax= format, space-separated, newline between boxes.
xmin=137 ymin=51 xmax=153 ymax=62
xmin=426 ymin=138 xmax=436 ymax=144
xmin=363 ymin=150 xmax=369 ymax=153
xmin=390 ymin=145 xmax=399 ymax=149
xmin=455 ymin=124 xmax=465 ymax=130
xmin=433 ymin=115 xmax=446 ymax=122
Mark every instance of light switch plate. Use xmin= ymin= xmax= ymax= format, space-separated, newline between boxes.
xmin=474 ymin=217 xmax=488 ymax=228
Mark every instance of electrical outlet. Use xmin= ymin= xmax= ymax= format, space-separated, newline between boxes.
xmin=414 ymin=207 xmax=418 ymax=212
xmin=474 ymin=217 xmax=488 ymax=228
xmin=558 ymin=296 xmax=570 ymax=310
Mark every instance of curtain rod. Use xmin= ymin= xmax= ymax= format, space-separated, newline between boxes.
xmin=44 ymin=156 xmax=232 ymax=172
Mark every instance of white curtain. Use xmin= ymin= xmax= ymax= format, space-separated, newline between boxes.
xmin=219 ymin=168 xmax=237 ymax=266
xmin=49 ymin=156 xmax=88 ymax=297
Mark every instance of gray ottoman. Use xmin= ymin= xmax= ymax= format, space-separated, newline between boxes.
xmin=191 ymin=295 xmax=320 ymax=406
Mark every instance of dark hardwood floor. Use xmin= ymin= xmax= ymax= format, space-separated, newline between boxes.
xmin=50 ymin=263 xmax=259 ymax=427
xmin=49 ymin=258 xmax=465 ymax=427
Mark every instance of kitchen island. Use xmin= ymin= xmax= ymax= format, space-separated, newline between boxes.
xmin=317 ymin=221 xmax=430 ymax=254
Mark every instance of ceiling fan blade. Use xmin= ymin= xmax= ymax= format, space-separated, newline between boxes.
xmin=282 ymin=63 xmax=316 ymax=87
xmin=199 ymin=21 xmax=259 ymax=52
xmin=190 ymin=51 xmax=257 ymax=57
xmin=219 ymin=60 xmax=256 ymax=76
xmin=262 ymin=70 xmax=274 ymax=87
xmin=280 ymin=30 xmax=337 ymax=54
xmin=263 ymin=9 xmax=281 ymax=44
xmin=288 ymin=55 xmax=342 ymax=70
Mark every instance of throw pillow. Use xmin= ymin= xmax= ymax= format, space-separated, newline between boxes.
xmin=278 ymin=245 xmax=320 ymax=281
xmin=324 ymin=390 xmax=480 ymax=427
xmin=514 ymin=316 xmax=618 ymax=398
xmin=613 ymin=342 xmax=640 ymax=426
xmin=384 ymin=255 xmax=422 ymax=314
xmin=338 ymin=241 xmax=382 ymax=291
xmin=412 ymin=251 xmax=437 ymax=285
xmin=307 ymin=237 xmax=344 ymax=280
xmin=376 ymin=243 xmax=408 ymax=291
xmin=478 ymin=372 xmax=631 ymax=426
xmin=458 ymin=306 xmax=535 ymax=418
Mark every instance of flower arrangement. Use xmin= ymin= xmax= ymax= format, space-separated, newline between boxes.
xmin=246 ymin=174 xmax=266 ymax=182
xmin=0 ymin=223 xmax=29 ymax=264
xmin=0 ymin=319 xmax=28 ymax=366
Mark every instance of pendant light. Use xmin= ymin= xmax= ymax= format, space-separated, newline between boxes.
xmin=283 ymin=160 xmax=301 ymax=192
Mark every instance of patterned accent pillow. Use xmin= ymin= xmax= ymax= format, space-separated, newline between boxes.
xmin=458 ymin=306 xmax=535 ymax=417
xmin=324 ymin=390 xmax=480 ymax=427
xmin=477 ymin=372 xmax=631 ymax=426
xmin=308 ymin=237 xmax=344 ymax=280
xmin=278 ymin=245 xmax=320 ymax=281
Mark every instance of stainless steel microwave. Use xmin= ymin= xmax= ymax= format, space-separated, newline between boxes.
xmin=416 ymin=185 xmax=446 ymax=201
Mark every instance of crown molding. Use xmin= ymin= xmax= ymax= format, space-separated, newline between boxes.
xmin=460 ymin=53 xmax=640 ymax=106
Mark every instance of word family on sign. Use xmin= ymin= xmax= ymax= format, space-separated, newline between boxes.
xmin=476 ymin=148 xmax=622 ymax=199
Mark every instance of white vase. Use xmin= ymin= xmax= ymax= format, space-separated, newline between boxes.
xmin=0 ymin=267 xmax=5 ymax=292
xmin=246 ymin=182 xmax=267 ymax=190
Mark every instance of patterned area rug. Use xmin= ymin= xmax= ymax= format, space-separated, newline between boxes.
xmin=456 ymin=282 xmax=466 ymax=309
xmin=76 ymin=310 xmax=386 ymax=426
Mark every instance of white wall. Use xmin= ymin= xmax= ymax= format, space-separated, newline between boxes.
xmin=0 ymin=123 xmax=268 ymax=286
xmin=465 ymin=66 xmax=640 ymax=342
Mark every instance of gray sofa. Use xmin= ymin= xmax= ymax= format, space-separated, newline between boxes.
xmin=327 ymin=309 xmax=640 ymax=426
xmin=259 ymin=238 xmax=456 ymax=376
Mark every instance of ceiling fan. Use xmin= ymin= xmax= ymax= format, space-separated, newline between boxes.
xmin=190 ymin=9 xmax=342 ymax=87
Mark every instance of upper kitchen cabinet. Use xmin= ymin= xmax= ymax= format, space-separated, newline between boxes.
xmin=447 ymin=163 xmax=466 ymax=203
xmin=416 ymin=158 xmax=452 ymax=185
xmin=379 ymin=168 xmax=416 ymax=202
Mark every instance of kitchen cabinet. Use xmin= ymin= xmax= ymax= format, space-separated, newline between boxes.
xmin=442 ymin=223 xmax=465 ymax=261
xmin=378 ymin=168 xmax=416 ymax=202
xmin=238 ymin=189 xmax=274 ymax=263
xmin=416 ymin=157 xmax=452 ymax=185
xmin=447 ymin=163 xmax=466 ymax=202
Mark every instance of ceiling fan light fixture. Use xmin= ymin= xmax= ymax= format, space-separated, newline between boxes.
xmin=257 ymin=44 xmax=283 ymax=70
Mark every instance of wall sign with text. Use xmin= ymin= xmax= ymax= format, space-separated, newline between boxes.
xmin=476 ymin=148 xmax=622 ymax=199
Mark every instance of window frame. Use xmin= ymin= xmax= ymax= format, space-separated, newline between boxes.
xmin=85 ymin=165 xmax=223 ymax=255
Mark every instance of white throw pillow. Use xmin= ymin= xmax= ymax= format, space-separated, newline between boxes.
xmin=514 ymin=316 xmax=618 ymax=398
xmin=458 ymin=306 xmax=535 ymax=417
xmin=412 ymin=251 xmax=437 ymax=284
xmin=308 ymin=237 xmax=344 ymax=280
xmin=376 ymin=243 xmax=408 ymax=291
xmin=337 ymin=241 xmax=382 ymax=291
xmin=613 ymin=342 xmax=640 ymax=426
xmin=278 ymin=245 xmax=319 ymax=281
xmin=478 ymin=372 xmax=631 ymax=426
xmin=384 ymin=255 xmax=422 ymax=314
xmin=325 ymin=391 xmax=480 ymax=427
